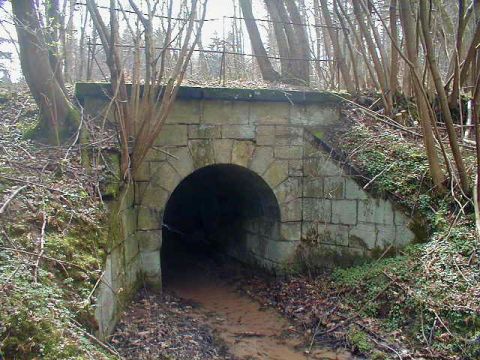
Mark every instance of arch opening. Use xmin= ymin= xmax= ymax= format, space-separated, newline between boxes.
xmin=161 ymin=164 xmax=281 ymax=279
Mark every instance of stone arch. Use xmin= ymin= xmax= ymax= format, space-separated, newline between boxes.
xmin=136 ymin=140 xmax=303 ymax=285
xmin=162 ymin=164 xmax=282 ymax=273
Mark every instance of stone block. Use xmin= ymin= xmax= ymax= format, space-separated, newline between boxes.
xmin=291 ymin=104 xmax=340 ymax=126
xmin=249 ymin=146 xmax=274 ymax=175
xmin=250 ymin=102 xmax=289 ymax=125
xmin=124 ymin=234 xmax=139 ymax=263
xmin=274 ymin=177 xmax=302 ymax=203
xmin=349 ymin=223 xmax=376 ymax=249
xmin=274 ymin=146 xmax=303 ymax=159
xmin=331 ymin=200 xmax=357 ymax=225
xmin=188 ymin=124 xmax=222 ymax=139
xmin=376 ymin=224 xmax=396 ymax=248
xmin=150 ymin=161 xmax=181 ymax=193
xmin=125 ymin=257 xmax=140 ymax=289
xmin=222 ymin=125 xmax=256 ymax=139
xmin=134 ymin=182 xmax=148 ymax=205
xmin=324 ymin=177 xmax=345 ymax=199
xmin=394 ymin=210 xmax=410 ymax=226
xmin=137 ymin=230 xmax=162 ymax=252
xmin=280 ymin=198 xmax=302 ymax=222
xmin=137 ymin=184 xmax=170 ymax=209
xmin=303 ymin=198 xmax=332 ymax=222
xmin=345 ymin=179 xmax=368 ymax=200
xmin=188 ymin=139 xmax=215 ymax=168
xmin=121 ymin=208 xmax=137 ymax=236
xmin=154 ymin=125 xmax=188 ymax=146
xmin=95 ymin=258 xmax=117 ymax=338
xmin=304 ymin=142 xmax=322 ymax=158
xmin=280 ymin=222 xmax=302 ymax=241
xmin=303 ymin=178 xmax=323 ymax=198
xmin=275 ymin=126 xmax=304 ymax=146
xmin=214 ymin=139 xmax=233 ymax=163
xmin=202 ymin=100 xmax=249 ymax=125
xmin=140 ymin=250 xmax=162 ymax=278
xmin=167 ymin=99 xmax=201 ymax=124
xmin=137 ymin=206 xmax=163 ymax=230
xmin=231 ymin=140 xmax=255 ymax=167
xmin=264 ymin=240 xmax=298 ymax=263
xmin=143 ymin=148 xmax=167 ymax=162
xmin=263 ymin=160 xmax=289 ymax=189
xmin=395 ymin=225 xmax=415 ymax=246
xmin=132 ymin=161 xmax=150 ymax=181
xmin=288 ymin=160 xmax=303 ymax=177
xmin=256 ymin=125 xmax=275 ymax=145
xmin=304 ymin=156 xmax=344 ymax=177
xmin=317 ymin=223 xmax=350 ymax=246
xmin=358 ymin=199 xmax=394 ymax=225
xmin=166 ymin=146 xmax=194 ymax=178
xmin=85 ymin=98 xmax=114 ymax=123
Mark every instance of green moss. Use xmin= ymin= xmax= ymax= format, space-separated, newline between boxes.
xmin=347 ymin=326 xmax=374 ymax=354
xmin=22 ymin=106 xmax=80 ymax=145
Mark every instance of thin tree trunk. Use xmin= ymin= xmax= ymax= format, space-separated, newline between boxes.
xmin=352 ymin=0 xmax=393 ymax=115
xmin=420 ymin=1 xmax=470 ymax=194
xmin=449 ymin=0 xmax=466 ymax=108
xmin=319 ymin=0 xmax=354 ymax=93
xmin=399 ymin=0 xmax=446 ymax=191
xmin=389 ymin=0 xmax=400 ymax=93
xmin=239 ymin=0 xmax=280 ymax=82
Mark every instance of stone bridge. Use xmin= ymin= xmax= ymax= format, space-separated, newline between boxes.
xmin=76 ymin=83 xmax=418 ymax=337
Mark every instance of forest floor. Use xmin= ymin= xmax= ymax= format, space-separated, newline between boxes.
xmin=0 ymin=84 xmax=479 ymax=359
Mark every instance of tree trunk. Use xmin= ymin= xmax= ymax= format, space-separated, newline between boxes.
xmin=389 ymin=0 xmax=400 ymax=93
xmin=399 ymin=0 xmax=446 ymax=191
xmin=319 ymin=0 xmax=354 ymax=93
xmin=284 ymin=0 xmax=310 ymax=85
xmin=352 ymin=0 xmax=393 ymax=115
xmin=420 ymin=1 xmax=470 ymax=194
xmin=263 ymin=0 xmax=291 ymax=78
xmin=12 ymin=0 xmax=78 ymax=144
xmin=239 ymin=0 xmax=280 ymax=82
xmin=449 ymin=0 xmax=466 ymax=109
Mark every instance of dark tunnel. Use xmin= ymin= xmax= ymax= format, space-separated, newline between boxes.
xmin=161 ymin=164 xmax=281 ymax=278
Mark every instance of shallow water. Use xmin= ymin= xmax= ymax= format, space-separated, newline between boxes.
xmin=164 ymin=262 xmax=355 ymax=360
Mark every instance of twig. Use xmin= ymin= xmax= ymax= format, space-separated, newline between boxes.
xmin=0 ymin=185 xmax=27 ymax=215
xmin=0 ymin=246 xmax=91 ymax=271
xmin=70 ymin=320 xmax=122 ymax=358
xmin=85 ymin=270 xmax=105 ymax=304
xmin=363 ymin=162 xmax=397 ymax=190
xmin=33 ymin=212 xmax=47 ymax=283
xmin=0 ymin=264 xmax=22 ymax=292
xmin=0 ymin=175 xmax=69 ymax=195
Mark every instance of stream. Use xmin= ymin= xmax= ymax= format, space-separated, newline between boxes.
xmin=164 ymin=258 xmax=356 ymax=360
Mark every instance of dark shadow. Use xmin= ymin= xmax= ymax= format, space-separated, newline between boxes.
xmin=161 ymin=164 xmax=281 ymax=283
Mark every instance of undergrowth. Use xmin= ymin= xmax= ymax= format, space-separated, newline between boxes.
xmin=0 ymin=85 xmax=114 ymax=359
xmin=329 ymin=109 xmax=480 ymax=358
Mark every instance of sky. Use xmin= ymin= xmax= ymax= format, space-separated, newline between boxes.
xmin=0 ymin=0 xmax=268 ymax=82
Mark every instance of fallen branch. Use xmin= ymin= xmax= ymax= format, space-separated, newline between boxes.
xmin=0 ymin=185 xmax=27 ymax=215
xmin=233 ymin=331 xmax=266 ymax=338
xmin=0 ymin=175 xmax=68 ymax=195
xmin=33 ymin=212 xmax=47 ymax=283
xmin=70 ymin=320 xmax=122 ymax=358
xmin=363 ymin=162 xmax=397 ymax=190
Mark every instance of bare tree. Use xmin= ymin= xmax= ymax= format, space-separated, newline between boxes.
xmin=12 ymin=0 xmax=78 ymax=144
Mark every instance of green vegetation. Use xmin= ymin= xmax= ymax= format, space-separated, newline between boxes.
xmin=328 ymin=118 xmax=480 ymax=358
xmin=0 ymin=85 xmax=115 ymax=359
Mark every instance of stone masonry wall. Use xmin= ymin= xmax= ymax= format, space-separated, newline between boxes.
xmin=77 ymin=84 xmax=418 ymax=338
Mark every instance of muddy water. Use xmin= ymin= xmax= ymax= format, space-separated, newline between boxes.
xmin=164 ymin=263 xmax=355 ymax=360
